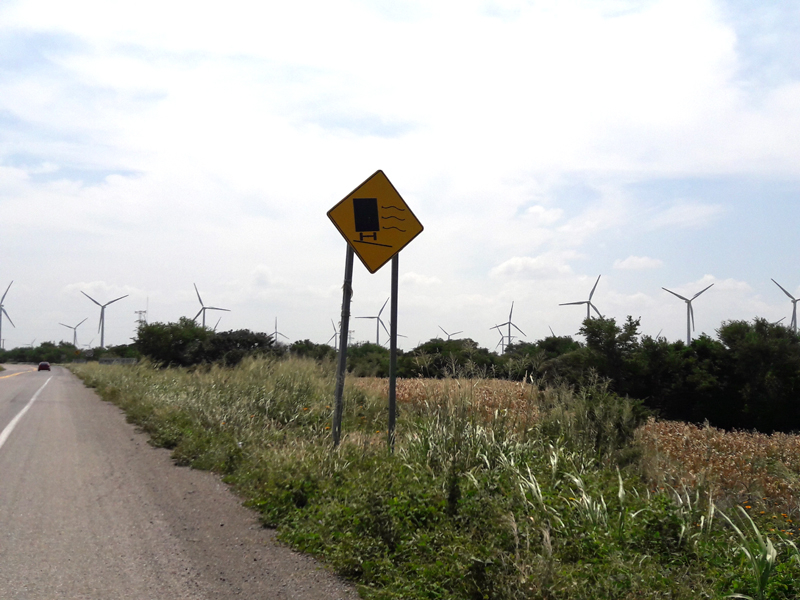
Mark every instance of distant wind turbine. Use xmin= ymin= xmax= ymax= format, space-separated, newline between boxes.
xmin=0 ymin=281 xmax=14 ymax=350
xmin=491 ymin=301 xmax=525 ymax=352
xmin=771 ymin=279 xmax=799 ymax=334
xmin=193 ymin=283 xmax=230 ymax=328
xmin=355 ymin=298 xmax=390 ymax=345
xmin=438 ymin=326 xmax=463 ymax=341
xmin=560 ymin=275 xmax=603 ymax=321
xmin=662 ymin=283 xmax=714 ymax=345
xmin=60 ymin=318 xmax=88 ymax=347
xmin=82 ymin=291 xmax=129 ymax=348
xmin=273 ymin=317 xmax=288 ymax=344
xmin=327 ymin=320 xmax=340 ymax=350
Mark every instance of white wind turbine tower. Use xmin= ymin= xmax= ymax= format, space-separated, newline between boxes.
xmin=355 ymin=298 xmax=390 ymax=345
xmin=60 ymin=318 xmax=88 ymax=347
xmin=491 ymin=301 xmax=525 ymax=352
xmin=193 ymin=283 xmax=230 ymax=328
xmin=560 ymin=275 xmax=603 ymax=321
xmin=662 ymin=283 xmax=714 ymax=345
xmin=771 ymin=279 xmax=799 ymax=334
xmin=82 ymin=291 xmax=129 ymax=349
xmin=0 ymin=281 xmax=15 ymax=350
xmin=438 ymin=326 xmax=463 ymax=341
xmin=494 ymin=326 xmax=506 ymax=353
xmin=273 ymin=318 xmax=288 ymax=344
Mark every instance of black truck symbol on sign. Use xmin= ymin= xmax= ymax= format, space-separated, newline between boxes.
xmin=353 ymin=198 xmax=406 ymax=248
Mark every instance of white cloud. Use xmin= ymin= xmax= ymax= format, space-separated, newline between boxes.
xmin=649 ymin=202 xmax=724 ymax=229
xmin=400 ymin=272 xmax=441 ymax=286
xmin=614 ymin=256 xmax=664 ymax=270
xmin=524 ymin=205 xmax=563 ymax=225
xmin=490 ymin=254 xmax=577 ymax=279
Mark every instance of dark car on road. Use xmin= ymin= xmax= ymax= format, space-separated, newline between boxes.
xmin=38 ymin=362 xmax=50 ymax=371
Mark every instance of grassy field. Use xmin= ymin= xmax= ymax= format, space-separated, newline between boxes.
xmin=70 ymin=358 xmax=800 ymax=599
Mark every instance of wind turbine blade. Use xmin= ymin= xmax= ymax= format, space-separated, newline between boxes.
xmin=509 ymin=301 xmax=514 ymax=321
xmin=59 ymin=323 xmax=72 ymax=329
xmin=105 ymin=294 xmax=129 ymax=306
xmin=379 ymin=319 xmax=390 ymax=337
xmin=378 ymin=298 xmax=389 ymax=317
xmin=590 ymin=302 xmax=603 ymax=318
xmin=205 ymin=306 xmax=230 ymax=312
xmin=439 ymin=326 xmax=448 ymax=337
xmin=213 ymin=317 xmax=221 ymax=332
xmin=82 ymin=291 xmax=102 ymax=306
xmin=194 ymin=283 xmax=204 ymax=306
xmin=3 ymin=309 xmax=14 ymax=328
xmin=549 ymin=326 xmax=555 ymax=337
xmin=511 ymin=323 xmax=526 ymax=337
xmin=452 ymin=331 xmax=463 ymax=336
xmin=692 ymin=283 xmax=714 ymax=300
xmin=559 ymin=301 xmax=587 ymax=306
xmin=194 ymin=308 xmax=204 ymax=321
xmin=589 ymin=275 xmax=601 ymax=300
xmin=0 ymin=281 xmax=12 ymax=303
xmin=76 ymin=318 xmax=88 ymax=328
xmin=662 ymin=287 xmax=689 ymax=302
xmin=771 ymin=279 xmax=796 ymax=301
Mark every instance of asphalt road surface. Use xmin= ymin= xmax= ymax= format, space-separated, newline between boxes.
xmin=0 ymin=364 xmax=359 ymax=600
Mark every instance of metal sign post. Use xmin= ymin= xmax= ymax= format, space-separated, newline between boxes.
xmin=332 ymin=246 xmax=354 ymax=447
xmin=388 ymin=255 xmax=399 ymax=452
xmin=328 ymin=171 xmax=423 ymax=449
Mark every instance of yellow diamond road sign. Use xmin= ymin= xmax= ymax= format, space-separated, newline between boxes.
xmin=328 ymin=170 xmax=424 ymax=274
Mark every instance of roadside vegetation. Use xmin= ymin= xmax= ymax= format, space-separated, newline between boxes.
xmin=70 ymin=357 xmax=800 ymax=599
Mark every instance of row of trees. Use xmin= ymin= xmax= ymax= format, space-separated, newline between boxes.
xmin=293 ymin=317 xmax=800 ymax=434
xmin=0 ymin=341 xmax=138 ymax=364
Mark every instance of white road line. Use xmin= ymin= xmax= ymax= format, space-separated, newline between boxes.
xmin=0 ymin=376 xmax=52 ymax=451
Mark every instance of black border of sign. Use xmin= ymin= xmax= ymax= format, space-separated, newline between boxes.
xmin=327 ymin=169 xmax=424 ymax=274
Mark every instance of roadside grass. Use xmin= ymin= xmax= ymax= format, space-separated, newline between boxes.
xmin=70 ymin=358 xmax=800 ymax=599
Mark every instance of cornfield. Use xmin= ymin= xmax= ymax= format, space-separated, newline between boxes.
xmin=356 ymin=377 xmax=800 ymax=522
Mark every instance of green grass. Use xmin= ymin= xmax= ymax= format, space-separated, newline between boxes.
xmin=70 ymin=357 xmax=800 ymax=599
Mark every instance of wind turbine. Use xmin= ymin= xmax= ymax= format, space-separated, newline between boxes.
xmin=438 ymin=326 xmax=463 ymax=341
xmin=662 ymin=283 xmax=714 ymax=345
xmin=327 ymin=320 xmax=340 ymax=350
xmin=193 ymin=283 xmax=230 ymax=328
xmin=491 ymin=301 xmax=526 ymax=352
xmin=0 ymin=281 xmax=14 ymax=350
xmin=771 ymin=279 xmax=799 ymax=334
xmin=560 ymin=275 xmax=603 ymax=321
xmin=355 ymin=298 xmax=390 ymax=345
xmin=273 ymin=317 xmax=288 ymax=344
xmin=82 ymin=291 xmax=129 ymax=348
xmin=60 ymin=318 xmax=88 ymax=347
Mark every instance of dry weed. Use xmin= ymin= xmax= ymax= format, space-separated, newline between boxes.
xmin=637 ymin=418 xmax=800 ymax=519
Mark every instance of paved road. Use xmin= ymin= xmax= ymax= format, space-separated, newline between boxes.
xmin=0 ymin=364 xmax=358 ymax=600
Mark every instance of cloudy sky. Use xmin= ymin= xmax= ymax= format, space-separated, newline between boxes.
xmin=2 ymin=0 xmax=799 ymax=351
